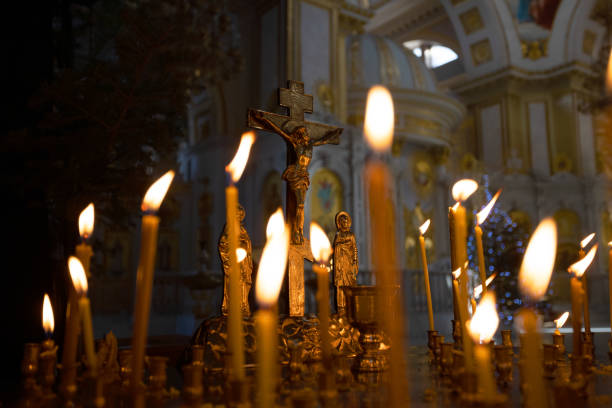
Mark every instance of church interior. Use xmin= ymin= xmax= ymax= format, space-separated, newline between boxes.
xmin=5 ymin=0 xmax=612 ymax=405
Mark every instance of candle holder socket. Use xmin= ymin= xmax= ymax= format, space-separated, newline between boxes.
xmin=451 ymin=320 xmax=462 ymax=348
xmin=553 ymin=332 xmax=565 ymax=361
xmin=501 ymin=330 xmax=513 ymax=359
xmin=427 ymin=330 xmax=438 ymax=361
xmin=182 ymin=363 xmax=204 ymax=404
xmin=147 ymin=356 xmax=168 ymax=398
xmin=494 ymin=345 xmax=512 ymax=387
xmin=542 ymin=344 xmax=557 ymax=378
xmin=450 ymin=349 xmax=465 ymax=393
xmin=440 ymin=342 xmax=453 ymax=379
xmin=191 ymin=345 xmax=205 ymax=366
xmin=21 ymin=343 xmax=41 ymax=393
xmin=58 ymin=363 xmax=79 ymax=403
xmin=39 ymin=351 xmax=57 ymax=399
xmin=458 ymin=370 xmax=478 ymax=406
xmin=433 ymin=334 xmax=444 ymax=369
xmin=119 ymin=349 xmax=133 ymax=388
xmin=581 ymin=331 xmax=594 ymax=367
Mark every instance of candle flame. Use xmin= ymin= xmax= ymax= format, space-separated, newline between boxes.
xmin=452 ymin=202 xmax=460 ymax=211
xmin=452 ymin=267 xmax=461 ymax=280
xmin=236 ymin=248 xmax=247 ymax=263
xmin=451 ymin=179 xmax=478 ymax=202
xmin=78 ymin=203 xmax=95 ymax=239
xmin=473 ymin=272 xmax=497 ymax=299
xmin=226 ymin=131 xmax=256 ymax=183
xmin=142 ymin=171 xmax=175 ymax=212
xmin=518 ymin=218 xmax=557 ymax=301
xmin=554 ymin=311 xmax=569 ymax=329
xmin=467 ymin=292 xmax=499 ymax=343
xmin=568 ymin=243 xmax=598 ymax=278
xmin=609 ymin=241 xmax=612 ymax=247
xmin=580 ymin=233 xmax=595 ymax=249
xmin=310 ymin=222 xmax=332 ymax=265
xmin=42 ymin=294 xmax=54 ymax=335
xmin=255 ymin=213 xmax=290 ymax=306
xmin=364 ymin=86 xmax=394 ymax=152
xmin=266 ymin=208 xmax=285 ymax=239
xmin=68 ymin=256 xmax=88 ymax=296
xmin=476 ymin=189 xmax=501 ymax=225
xmin=419 ymin=219 xmax=431 ymax=235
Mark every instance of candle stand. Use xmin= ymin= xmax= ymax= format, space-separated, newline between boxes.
xmin=553 ymin=332 xmax=566 ymax=361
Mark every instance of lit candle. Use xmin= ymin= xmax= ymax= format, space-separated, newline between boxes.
xmin=418 ymin=220 xmax=434 ymax=331
xmin=517 ymin=218 xmax=557 ymax=408
xmin=553 ymin=311 xmax=569 ymax=359
xmin=453 ymin=266 xmax=473 ymax=372
xmin=467 ymin=291 xmax=499 ymax=402
xmin=474 ymin=190 xmax=501 ymax=295
xmin=42 ymin=294 xmax=55 ymax=350
xmin=310 ymin=223 xmax=334 ymax=374
xmin=473 ymin=273 xmax=496 ymax=300
xmin=131 ymin=171 xmax=174 ymax=388
xmin=76 ymin=203 xmax=95 ymax=277
xmin=68 ymin=257 xmax=97 ymax=373
xmin=567 ymin=243 xmax=598 ymax=380
xmin=363 ymin=85 xmax=405 ymax=405
xmin=255 ymin=210 xmax=289 ymax=408
xmin=554 ymin=311 xmax=569 ymax=336
xmin=579 ymin=233 xmax=595 ymax=333
xmin=450 ymin=180 xmax=478 ymax=323
xmin=225 ymin=132 xmax=255 ymax=382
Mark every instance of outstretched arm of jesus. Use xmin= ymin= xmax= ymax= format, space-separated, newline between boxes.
xmin=312 ymin=127 xmax=343 ymax=146
xmin=250 ymin=110 xmax=294 ymax=144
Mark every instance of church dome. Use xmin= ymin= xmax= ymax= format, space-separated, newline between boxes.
xmin=346 ymin=33 xmax=465 ymax=146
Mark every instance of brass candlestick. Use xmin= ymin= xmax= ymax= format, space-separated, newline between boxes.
xmin=39 ymin=352 xmax=57 ymax=398
xmin=553 ymin=332 xmax=566 ymax=361
xmin=501 ymin=329 xmax=513 ymax=359
xmin=450 ymin=349 xmax=465 ymax=394
xmin=451 ymin=319 xmax=462 ymax=348
xmin=433 ymin=334 xmax=444 ymax=369
xmin=191 ymin=345 xmax=204 ymax=365
xmin=440 ymin=342 xmax=453 ymax=379
xmin=119 ymin=350 xmax=133 ymax=388
xmin=581 ymin=331 xmax=594 ymax=368
xmin=542 ymin=344 xmax=557 ymax=379
xmin=182 ymin=363 xmax=204 ymax=404
xmin=494 ymin=345 xmax=512 ymax=387
xmin=148 ymin=356 xmax=168 ymax=399
xmin=427 ymin=330 xmax=439 ymax=362
xmin=21 ymin=343 xmax=41 ymax=393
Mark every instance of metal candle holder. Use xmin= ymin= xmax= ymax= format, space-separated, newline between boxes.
xmin=553 ymin=332 xmax=565 ymax=361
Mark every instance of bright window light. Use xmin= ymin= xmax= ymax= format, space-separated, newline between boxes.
xmin=403 ymin=40 xmax=459 ymax=69
xmin=412 ymin=48 xmax=423 ymax=58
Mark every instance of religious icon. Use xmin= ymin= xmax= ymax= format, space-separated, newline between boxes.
xmin=333 ymin=211 xmax=358 ymax=314
xmin=218 ymin=204 xmax=253 ymax=316
xmin=250 ymin=110 xmax=341 ymax=244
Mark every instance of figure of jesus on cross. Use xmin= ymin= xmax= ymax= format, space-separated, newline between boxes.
xmin=248 ymin=81 xmax=343 ymax=245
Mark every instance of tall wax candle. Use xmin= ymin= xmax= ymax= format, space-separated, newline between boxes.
xmin=474 ymin=189 xmax=501 ymax=296
xmin=131 ymin=171 xmax=174 ymax=388
xmin=224 ymin=132 xmax=255 ymax=382
xmin=609 ymin=242 xmax=612 ymax=334
xmin=578 ymin=232 xmax=595 ymax=333
xmin=68 ymin=257 xmax=97 ymax=373
xmin=520 ymin=308 xmax=547 ymax=407
xmin=448 ymin=207 xmax=459 ymax=321
xmin=76 ymin=203 xmax=95 ymax=277
xmin=452 ymin=268 xmax=473 ymax=372
xmin=418 ymin=220 xmax=434 ymax=331
xmin=255 ymin=212 xmax=289 ymax=408
xmin=60 ymin=278 xmax=80 ymax=393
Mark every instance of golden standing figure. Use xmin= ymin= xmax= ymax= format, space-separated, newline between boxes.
xmin=333 ymin=211 xmax=358 ymax=314
xmin=219 ymin=204 xmax=253 ymax=315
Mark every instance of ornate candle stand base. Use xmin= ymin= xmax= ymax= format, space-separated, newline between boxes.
xmin=148 ymin=356 xmax=169 ymax=399
xmin=553 ymin=333 xmax=566 ymax=362
xmin=494 ymin=345 xmax=512 ymax=387
xmin=342 ymin=286 xmax=390 ymax=374
xmin=21 ymin=343 xmax=41 ymax=393
xmin=38 ymin=353 xmax=57 ymax=399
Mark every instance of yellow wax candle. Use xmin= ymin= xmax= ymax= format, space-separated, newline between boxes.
xmin=68 ymin=257 xmax=97 ymax=373
xmin=474 ymin=189 xmax=501 ymax=296
xmin=225 ymin=184 xmax=244 ymax=380
xmin=364 ymin=86 xmax=405 ymax=407
xmin=452 ymin=268 xmax=473 ymax=372
xmin=77 ymin=203 xmax=95 ymax=277
xmin=255 ymin=210 xmax=289 ymax=408
xmin=519 ymin=308 xmax=547 ymax=407
xmin=470 ymin=296 xmax=477 ymax=316
xmin=224 ymin=132 xmax=255 ymax=382
xmin=578 ymin=233 xmax=595 ymax=333
xmin=474 ymin=225 xmax=487 ymax=295
xmin=75 ymin=243 xmax=93 ymax=278
xmin=475 ymin=345 xmax=495 ymax=399
xmin=609 ymin=242 xmax=612 ymax=334
xmin=255 ymin=308 xmax=276 ymax=408
xmin=131 ymin=171 xmax=174 ymax=388
xmin=570 ymin=276 xmax=583 ymax=361
xmin=418 ymin=220 xmax=434 ymax=330
xmin=60 ymin=283 xmax=80 ymax=391
xmin=448 ymin=207 xmax=459 ymax=321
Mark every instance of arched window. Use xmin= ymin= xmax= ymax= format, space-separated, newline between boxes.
xmin=403 ymin=40 xmax=459 ymax=69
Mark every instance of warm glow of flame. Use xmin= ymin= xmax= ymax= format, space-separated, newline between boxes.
xmin=554 ymin=311 xmax=569 ymax=329
xmin=518 ymin=218 xmax=557 ymax=301
xmin=255 ymin=223 xmax=290 ymax=307
xmin=606 ymin=50 xmax=612 ymax=95
xmin=363 ymin=86 xmax=394 ymax=152
xmin=451 ymin=179 xmax=478 ymax=202
xmin=310 ymin=222 xmax=333 ymax=265
xmin=452 ymin=267 xmax=461 ymax=280
xmin=226 ymin=131 xmax=256 ymax=183
xmin=452 ymin=202 xmax=460 ymax=211
xmin=266 ymin=208 xmax=285 ymax=239
xmin=467 ymin=292 xmax=499 ymax=343
xmin=42 ymin=294 xmax=54 ymax=334
xmin=476 ymin=189 xmax=501 ymax=225
xmin=568 ymin=244 xmax=598 ymax=278
xmin=78 ymin=203 xmax=95 ymax=239
xmin=68 ymin=256 xmax=88 ymax=296
xmin=142 ymin=171 xmax=175 ymax=212
xmin=580 ymin=233 xmax=595 ymax=249
xmin=419 ymin=219 xmax=431 ymax=235
xmin=236 ymin=248 xmax=247 ymax=263
xmin=473 ymin=272 xmax=497 ymax=299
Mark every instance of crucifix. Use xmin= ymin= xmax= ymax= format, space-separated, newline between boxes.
xmin=247 ymin=80 xmax=343 ymax=316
